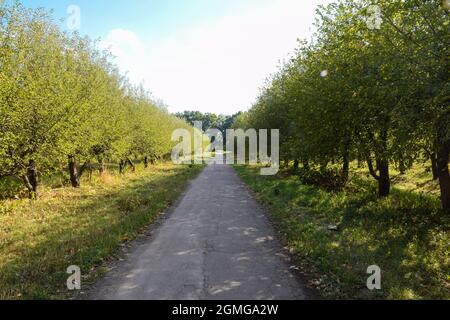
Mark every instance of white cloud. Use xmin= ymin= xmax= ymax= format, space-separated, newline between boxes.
xmin=99 ymin=28 xmax=145 ymax=79
xmin=99 ymin=0 xmax=331 ymax=114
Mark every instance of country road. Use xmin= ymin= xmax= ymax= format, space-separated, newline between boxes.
xmin=89 ymin=164 xmax=311 ymax=300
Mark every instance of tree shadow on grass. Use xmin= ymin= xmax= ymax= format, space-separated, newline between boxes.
xmin=336 ymin=188 xmax=448 ymax=299
xmin=238 ymin=166 xmax=449 ymax=299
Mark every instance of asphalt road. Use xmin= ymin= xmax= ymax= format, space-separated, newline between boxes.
xmin=89 ymin=164 xmax=310 ymax=300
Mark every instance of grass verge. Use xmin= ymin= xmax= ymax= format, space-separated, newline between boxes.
xmin=234 ymin=165 xmax=449 ymax=300
xmin=0 ymin=163 xmax=204 ymax=300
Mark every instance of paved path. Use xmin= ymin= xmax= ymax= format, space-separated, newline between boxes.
xmin=90 ymin=165 xmax=310 ymax=300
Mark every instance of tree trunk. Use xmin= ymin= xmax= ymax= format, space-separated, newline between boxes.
xmin=24 ymin=160 xmax=38 ymax=199
xmin=436 ymin=140 xmax=450 ymax=210
xmin=302 ymin=159 xmax=310 ymax=170
xmin=283 ymin=157 xmax=289 ymax=168
xmin=398 ymin=157 xmax=406 ymax=175
xmin=368 ymin=158 xmax=390 ymax=197
xmin=293 ymin=159 xmax=299 ymax=171
xmin=79 ymin=161 xmax=89 ymax=178
xmin=342 ymin=151 xmax=350 ymax=182
xmin=367 ymin=158 xmax=379 ymax=181
xmin=377 ymin=159 xmax=390 ymax=197
xmin=375 ymin=128 xmax=390 ymax=197
xmin=126 ymin=157 xmax=136 ymax=173
xmin=98 ymin=158 xmax=105 ymax=174
xmin=119 ymin=159 xmax=125 ymax=175
xmin=341 ymin=138 xmax=351 ymax=181
xmin=342 ymin=159 xmax=350 ymax=182
xmin=68 ymin=155 xmax=80 ymax=188
xmin=144 ymin=156 xmax=149 ymax=169
xmin=357 ymin=158 xmax=363 ymax=169
xmin=431 ymin=153 xmax=439 ymax=180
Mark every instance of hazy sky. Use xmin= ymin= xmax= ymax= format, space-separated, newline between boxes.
xmin=23 ymin=0 xmax=332 ymax=115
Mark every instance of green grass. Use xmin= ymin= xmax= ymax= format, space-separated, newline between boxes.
xmin=234 ymin=165 xmax=449 ymax=300
xmin=0 ymin=163 xmax=204 ymax=300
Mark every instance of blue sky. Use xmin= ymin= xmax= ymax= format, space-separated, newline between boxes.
xmin=24 ymin=0 xmax=261 ymax=39
xmin=20 ymin=0 xmax=332 ymax=114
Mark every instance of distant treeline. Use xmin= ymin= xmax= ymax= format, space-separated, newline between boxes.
xmin=174 ymin=111 xmax=242 ymax=133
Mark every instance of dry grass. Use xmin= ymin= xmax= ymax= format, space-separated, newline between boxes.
xmin=0 ymin=163 xmax=204 ymax=300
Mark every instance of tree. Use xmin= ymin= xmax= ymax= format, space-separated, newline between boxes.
xmin=0 ymin=2 xmax=199 ymax=198
xmin=239 ymin=0 xmax=449 ymax=207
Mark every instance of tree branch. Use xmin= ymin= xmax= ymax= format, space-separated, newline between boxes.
xmin=367 ymin=158 xmax=380 ymax=181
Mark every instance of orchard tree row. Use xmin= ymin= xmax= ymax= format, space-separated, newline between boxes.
xmin=0 ymin=3 xmax=192 ymax=199
xmin=235 ymin=0 xmax=449 ymax=209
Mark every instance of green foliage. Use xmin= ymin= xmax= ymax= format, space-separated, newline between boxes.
xmin=0 ymin=2 xmax=194 ymax=196
xmin=239 ymin=0 xmax=449 ymax=207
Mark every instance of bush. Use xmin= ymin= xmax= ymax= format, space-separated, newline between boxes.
xmin=297 ymin=168 xmax=346 ymax=192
